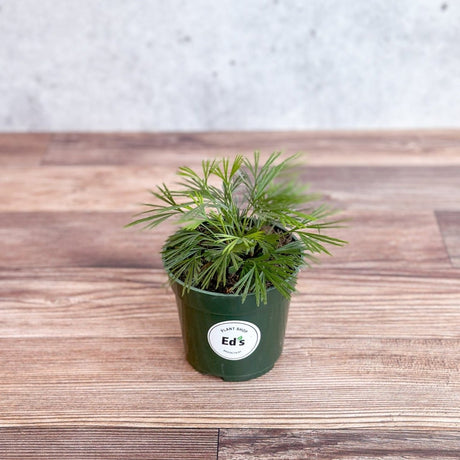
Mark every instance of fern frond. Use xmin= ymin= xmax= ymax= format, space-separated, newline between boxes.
xmin=128 ymin=152 xmax=348 ymax=304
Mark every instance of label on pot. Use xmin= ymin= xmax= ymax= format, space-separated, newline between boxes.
xmin=207 ymin=320 xmax=261 ymax=361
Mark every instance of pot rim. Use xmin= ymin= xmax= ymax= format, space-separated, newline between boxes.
xmin=169 ymin=274 xmax=279 ymax=299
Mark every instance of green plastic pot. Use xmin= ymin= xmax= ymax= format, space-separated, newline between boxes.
xmin=171 ymin=279 xmax=291 ymax=381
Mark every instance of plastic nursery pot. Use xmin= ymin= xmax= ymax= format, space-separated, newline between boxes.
xmin=170 ymin=279 xmax=291 ymax=382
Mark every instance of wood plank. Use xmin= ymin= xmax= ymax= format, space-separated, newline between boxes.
xmin=0 ymin=210 xmax=450 ymax=269
xmin=0 ymin=134 xmax=50 ymax=167
xmin=324 ymin=210 xmax=450 ymax=269
xmin=0 ymin=212 xmax=170 ymax=269
xmin=0 ymin=427 xmax=218 ymax=459
xmin=436 ymin=211 xmax=460 ymax=268
xmin=0 ymin=131 xmax=459 ymax=443
xmin=1 ymin=267 xmax=459 ymax=339
xmin=0 ymin=268 xmax=177 ymax=338
xmin=0 ymin=337 xmax=459 ymax=428
xmin=300 ymin=166 xmax=460 ymax=211
xmin=219 ymin=428 xmax=460 ymax=459
xmin=0 ymin=166 xmax=175 ymax=212
xmin=1 ymin=165 xmax=460 ymax=211
xmin=43 ymin=131 xmax=460 ymax=166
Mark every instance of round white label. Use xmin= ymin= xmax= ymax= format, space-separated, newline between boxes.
xmin=207 ymin=320 xmax=261 ymax=361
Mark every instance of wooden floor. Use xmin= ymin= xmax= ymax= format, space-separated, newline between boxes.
xmin=1 ymin=131 xmax=460 ymax=459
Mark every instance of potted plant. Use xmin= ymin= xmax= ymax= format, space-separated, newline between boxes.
xmin=127 ymin=152 xmax=346 ymax=381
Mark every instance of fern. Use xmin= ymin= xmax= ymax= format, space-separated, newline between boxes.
xmin=127 ymin=152 xmax=347 ymax=305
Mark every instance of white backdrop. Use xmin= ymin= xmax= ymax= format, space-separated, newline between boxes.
xmin=1 ymin=0 xmax=459 ymax=131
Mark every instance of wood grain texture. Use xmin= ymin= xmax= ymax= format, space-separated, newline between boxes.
xmin=0 ymin=210 xmax=450 ymax=269
xmin=219 ymin=429 xmax=460 ymax=459
xmin=0 ymin=133 xmax=50 ymax=167
xmin=0 ymin=131 xmax=460 ymax=456
xmin=0 ymin=165 xmax=176 ymax=212
xmin=1 ymin=268 xmax=459 ymax=339
xmin=0 ymin=428 xmax=218 ymax=459
xmin=436 ymin=211 xmax=460 ymax=268
xmin=0 ymin=337 xmax=459 ymax=428
xmin=44 ymin=131 xmax=460 ymax=166
xmin=300 ymin=165 xmax=460 ymax=211
xmin=0 ymin=212 xmax=168 ymax=269
xmin=2 ymin=165 xmax=460 ymax=211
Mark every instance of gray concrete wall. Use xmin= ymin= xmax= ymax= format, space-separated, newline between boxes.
xmin=1 ymin=0 xmax=459 ymax=131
